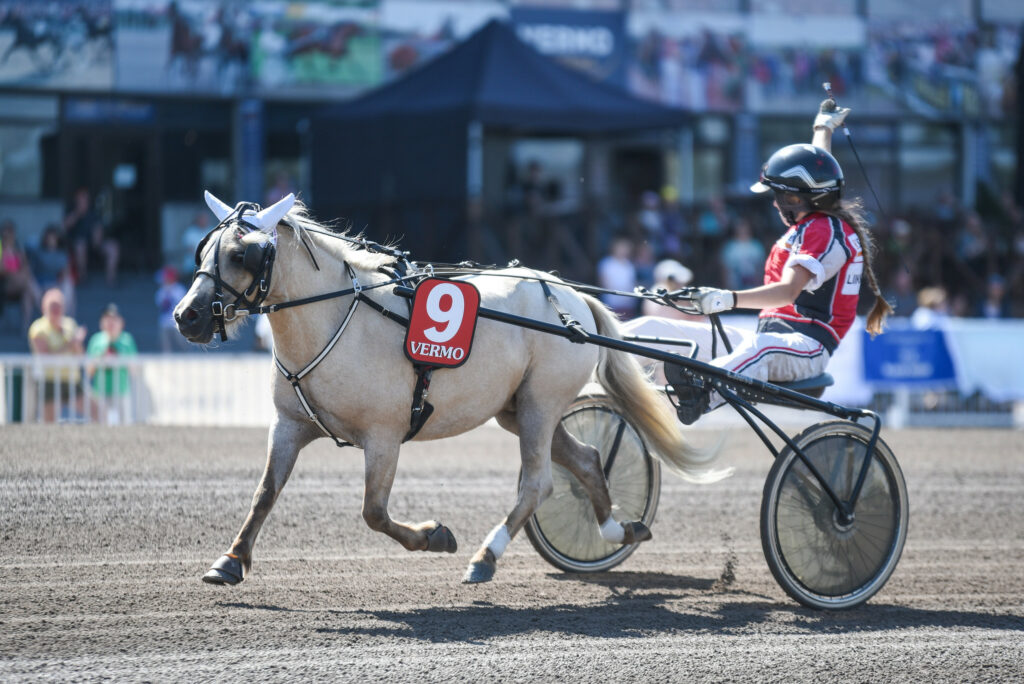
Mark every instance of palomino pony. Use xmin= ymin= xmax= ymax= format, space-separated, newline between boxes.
xmin=175 ymin=192 xmax=721 ymax=585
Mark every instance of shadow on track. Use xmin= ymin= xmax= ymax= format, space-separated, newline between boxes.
xmin=215 ymin=568 xmax=1024 ymax=643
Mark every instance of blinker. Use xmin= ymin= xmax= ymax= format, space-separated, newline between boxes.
xmin=243 ymin=242 xmax=265 ymax=274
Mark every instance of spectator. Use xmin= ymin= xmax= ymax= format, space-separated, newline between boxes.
xmin=28 ymin=288 xmax=86 ymax=423
xmin=30 ymin=225 xmax=76 ymax=317
xmin=978 ymin=274 xmax=1009 ymax=319
xmin=87 ymin=303 xmax=138 ymax=424
xmin=156 ymin=265 xmax=189 ymax=352
xmin=658 ymin=185 xmax=691 ymax=260
xmin=180 ymin=211 xmax=212 ymax=276
xmin=636 ymin=190 xmax=664 ymax=248
xmin=884 ymin=268 xmax=918 ymax=318
xmin=633 ymin=241 xmax=656 ymax=290
xmin=1 ymin=219 xmax=42 ymax=331
xmin=954 ymin=210 xmax=994 ymax=291
xmin=597 ymin=236 xmax=639 ymax=319
xmin=720 ymin=216 xmax=767 ymax=290
xmin=264 ymin=172 xmax=297 ymax=208
xmin=697 ymin=195 xmax=730 ymax=239
xmin=910 ymin=286 xmax=950 ymax=330
xmin=520 ymin=160 xmax=546 ymax=218
xmin=63 ymin=188 xmax=120 ymax=286
xmin=642 ymin=259 xmax=699 ymax=320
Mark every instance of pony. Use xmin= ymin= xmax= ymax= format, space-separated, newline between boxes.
xmin=175 ymin=191 xmax=722 ymax=585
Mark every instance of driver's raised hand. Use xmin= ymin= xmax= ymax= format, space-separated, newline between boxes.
xmin=694 ymin=287 xmax=736 ymax=315
xmin=814 ymin=99 xmax=850 ymax=132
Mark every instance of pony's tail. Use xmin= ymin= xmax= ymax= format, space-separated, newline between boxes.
xmin=583 ymin=295 xmax=730 ymax=484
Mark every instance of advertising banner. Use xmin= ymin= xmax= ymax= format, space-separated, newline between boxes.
xmin=379 ymin=0 xmax=503 ymax=81
xmin=0 ymin=0 xmax=114 ymax=90
xmin=862 ymin=325 xmax=957 ymax=388
xmin=511 ymin=8 xmax=627 ymax=87
xmin=113 ymin=0 xmax=382 ymax=98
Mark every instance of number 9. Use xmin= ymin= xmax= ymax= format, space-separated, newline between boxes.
xmin=423 ymin=283 xmax=464 ymax=343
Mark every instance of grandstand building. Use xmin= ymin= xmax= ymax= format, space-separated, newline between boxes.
xmin=0 ymin=0 xmax=1020 ymax=276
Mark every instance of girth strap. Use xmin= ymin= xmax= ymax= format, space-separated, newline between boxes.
xmin=403 ymin=364 xmax=436 ymax=442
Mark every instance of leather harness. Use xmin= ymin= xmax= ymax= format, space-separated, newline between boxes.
xmin=193 ymin=210 xmax=445 ymax=447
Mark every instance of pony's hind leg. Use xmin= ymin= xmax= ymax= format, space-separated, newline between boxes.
xmin=203 ymin=418 xmax=316 ymax=586
xmin=360 ymin=437 xmax=458 ymax=554
xmin=464 ymin=406 xmax=557 ymax=583
xmin=551 ymin=423 xmax=652 ymax=546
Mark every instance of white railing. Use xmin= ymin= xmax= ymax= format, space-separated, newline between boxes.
xmin=1 ymin=354 xmax=275 ymax=426
xmin=2 ymin=348 xmax=1020 ymax=428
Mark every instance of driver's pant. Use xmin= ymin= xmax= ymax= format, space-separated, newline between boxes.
xmin=621 ymin=316 xmax=830 ymax=390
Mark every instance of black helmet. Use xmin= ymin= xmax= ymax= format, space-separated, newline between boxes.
xmin=750 ymin=144 xmax=844 ymax=212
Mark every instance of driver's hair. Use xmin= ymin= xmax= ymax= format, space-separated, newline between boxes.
xmin=821 ymin=197 xmax=892 ymax=337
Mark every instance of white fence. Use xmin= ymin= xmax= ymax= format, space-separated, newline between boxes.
xmin=2 ymin=337 xmax=1021 ymax=427
xmin=1 ymin=354 xmax=275 ymax=426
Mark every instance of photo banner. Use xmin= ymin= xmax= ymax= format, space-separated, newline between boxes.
xmin=0 ymin=0 xmax=114 ymax=90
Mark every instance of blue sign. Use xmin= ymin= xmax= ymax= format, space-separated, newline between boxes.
xmin=64 ymin=98 xmax=154 ymax=124
xmin=862 ymin=326 xmax=957 ymax=387
xmin=511 ymin=8 xmax=627 ymax=87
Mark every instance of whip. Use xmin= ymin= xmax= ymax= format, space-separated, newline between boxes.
xmin=822 ymin=81 xmax=887 ymax=221
xmin=823 ymin=82 xmax=909 ymax=275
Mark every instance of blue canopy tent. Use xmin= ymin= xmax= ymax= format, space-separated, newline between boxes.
xmin=311 ymin=19 xmax=686 ymax=263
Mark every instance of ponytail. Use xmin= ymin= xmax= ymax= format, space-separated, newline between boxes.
xmin=828 ymin=198 xmax=893 ymax=337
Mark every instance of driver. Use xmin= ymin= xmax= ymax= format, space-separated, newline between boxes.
xmin=622 ymin=101 xmax=891 ymax=417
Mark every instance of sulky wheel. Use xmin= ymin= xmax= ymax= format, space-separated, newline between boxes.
xmin=760 ymin=420 xmax=908 ymax=610
xmin=525 ymin=394 xmax=660 ymax=573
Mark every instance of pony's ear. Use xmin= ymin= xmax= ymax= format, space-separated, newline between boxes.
xmin=204 ymin=190 xmax=233 ymax=222
xmin=255 ymin=193 xmax=295 ymax=232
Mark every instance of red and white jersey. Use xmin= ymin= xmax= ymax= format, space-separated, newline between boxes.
xmin=757 ymin=212 xmax=863 ymax=352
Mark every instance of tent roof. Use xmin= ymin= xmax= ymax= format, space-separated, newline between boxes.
xmin=318 ymin=19 xmax=686 ymax=134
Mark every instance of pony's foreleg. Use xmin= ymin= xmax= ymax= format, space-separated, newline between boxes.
xmin=360 ymin=439 xmax=458 ymax=554
xmin=202 ymin=419 xmax=314 ymax=586
xmin=551 ymin=424 xmax=652 ymax=546
xmin=464 ymin=411 xmax=555 ymax=584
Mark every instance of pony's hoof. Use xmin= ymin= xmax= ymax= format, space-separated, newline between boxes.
xmin=426 ymin=523 xmax=458 ymax=553
xmin=622 ymin=521 xmax=653 ymax=545
xmin=462 ymin=550 xmax=496 ymax=584
xmin=202 ymin=554 xmax=244 ymax=586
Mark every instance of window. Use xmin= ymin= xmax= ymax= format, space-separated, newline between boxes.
xmin=0 ymin=122 xmax=57 ymax=198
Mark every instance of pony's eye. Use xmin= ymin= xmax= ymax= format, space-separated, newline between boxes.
xmin=229 ymin=252 xmax=244 ymax=264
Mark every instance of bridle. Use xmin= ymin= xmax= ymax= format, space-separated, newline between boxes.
xmin=193 ymin=203 xmax=278 ymax=341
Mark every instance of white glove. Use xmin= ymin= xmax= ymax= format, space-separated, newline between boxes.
xmin=814 ymin=100 xmax=850 ymax=132
xmin=694 ymin=287 xmax=735 ymax=315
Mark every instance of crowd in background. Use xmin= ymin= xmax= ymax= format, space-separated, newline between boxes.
xmin=629 ymin=20 xmax=1019 ymax=117
xmin=598 ymin=184 xmax=1022 ymax=322
xmin=3 ymin=175 xmax=1022 ymax=367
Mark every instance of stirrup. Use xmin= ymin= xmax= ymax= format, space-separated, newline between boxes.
xmin=665 ymin=364 xmax=710 ymax=425
xmin=672 ymin=382 xmax=709 ymax=425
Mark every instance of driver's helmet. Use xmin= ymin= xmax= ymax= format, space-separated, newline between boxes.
xmin=750 ymin=143 xmax=844 ymax=211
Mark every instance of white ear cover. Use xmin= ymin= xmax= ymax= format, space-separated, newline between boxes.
xmin=255 ymin=193 xmax=296 ymax=232
xmin=204 ymin=190 xmax=233 ymax=222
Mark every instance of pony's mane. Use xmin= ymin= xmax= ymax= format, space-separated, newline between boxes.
xmin=280 ymin=199 xmax=397 ymax=272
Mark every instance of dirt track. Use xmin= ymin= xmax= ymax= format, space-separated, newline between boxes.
xmin=2 ymin=424 xmax=1023 ymax=682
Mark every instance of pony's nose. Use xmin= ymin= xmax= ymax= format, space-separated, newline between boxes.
xmin=175 ymin=307 xmax=200 ymax=324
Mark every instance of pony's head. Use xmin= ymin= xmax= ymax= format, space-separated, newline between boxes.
xmin=174 ymin=191 xmax=294 ymax=344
